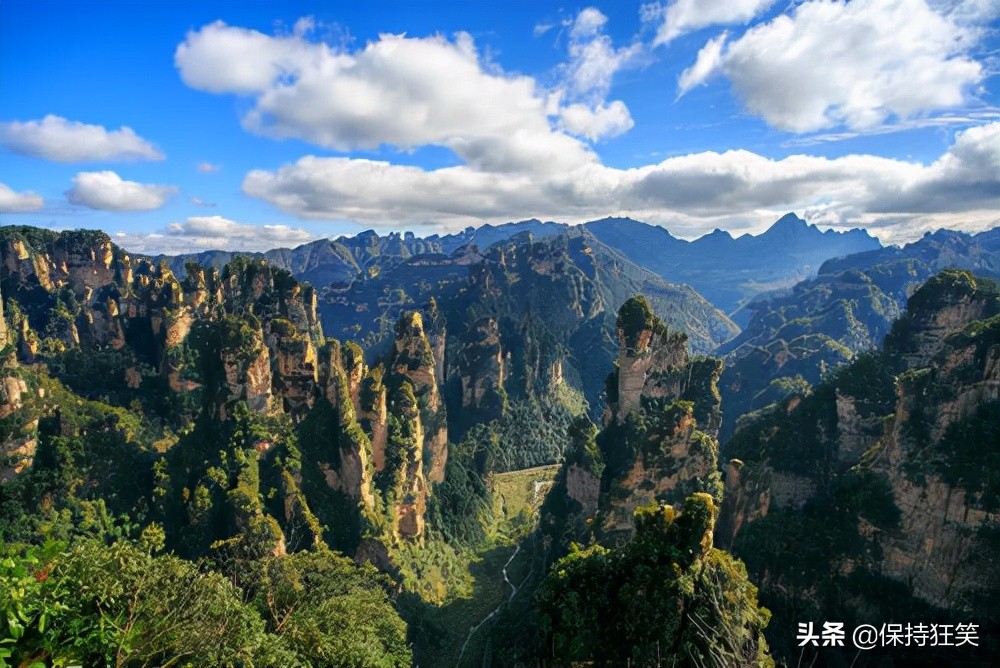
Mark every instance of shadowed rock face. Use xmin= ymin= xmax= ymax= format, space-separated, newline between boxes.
xmin=458 ymin=317 xmax=506 ymax=419
xmin=721 ymin=270 xmax=1000 ymax=618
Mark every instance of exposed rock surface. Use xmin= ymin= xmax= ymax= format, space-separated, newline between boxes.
xmin=0 ymin=227 xmax=457 ymax=551
xmin=458 ymin=317 xmax=506 ymax=419
xmin=721 ymin=270 xmax=1000 ymax=628
xmin=390 ymin=312 xmax=448 ymax=486
xmin=543 ymin=296 xmax=724 ymax=547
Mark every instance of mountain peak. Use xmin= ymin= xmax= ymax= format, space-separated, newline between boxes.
xmin=703 ymin=228 xmax=734 ymax=241
xmin=585 ymin=217 xmax=681 ymax=242
xmin=763 ymin=213 xmax=812 ymax=236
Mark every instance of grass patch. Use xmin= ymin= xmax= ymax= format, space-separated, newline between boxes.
xmin=490 ymin=465 xmax=560 ymax=541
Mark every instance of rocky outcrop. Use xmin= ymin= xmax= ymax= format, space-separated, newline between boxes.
xmin=0 ymin=230 xmax=333 ymax=423
xmin=268 ymin=319 xmax=318 ymax=418
xmin=388 ymin=382 xmax=427 ymax=539
xmin=565 ymin=463 xmax=600 ymax=518
xmin=360 ymin=368 xmax=388 ymax=473
xmin=714 ymin=459 xmax=769 ymax=549
xmin=600 ymin=401 xmax=720 ymax=539
xmin=315 ymin=341 xmax=375 ymax=509
xmin=390 ymin=312 xmax=448 ymax=485
xmin=613 ymin=296 xmax=691 ymax=423
xmin=219 ymin=323 xmax=272 ymax=419
xmin=0 ymin=364 xmax=36 ymax=482
xmin=722 ymin=270 xmax=1000 ymax=619
xmin=425 ymin=298 xmax=447 ymax=389
xmin=544 ymin=297 xmax=724 ymax=545
xmin=871 ymin=299 xmax=1000 ymax=610
xmin=1 ymin=230 xmax=126 ymax=300
xmin=458 ymin=317 xmax=506 ymax=420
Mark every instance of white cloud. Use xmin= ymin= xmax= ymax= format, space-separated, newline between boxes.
xmin=655 ymin=0 xmax=775 ymax=45
xmin=533 ymin=22 xmax=555 ymax=37
xmin=173 ymin=215 xmax=316 ymax=247
xmin=0 ymin=182 xmax=44 ymax=213
xmin=292 ymin=16 xmax=316 ymax=37
xmin=176 ymin=22 xmax=595 ymax=173
xmin=197 ymin=161 xmax=220 ymax=173
xmin=677 ymin=32 xmax=727 ymax=96
xmin=176 ymin=15 xmax=997 ymax=244
xmin=682 ymin=0 xmax=985 ymax=132
xmin=190 ymin=196 xmax=216 ymax=207
xmin=939 ymin=0 xmax=1000 ymax=24
xmin=563 ymin=12 xmax=643 ymax=101
xmin=174 ymin=21 xmax=314 ymax=94
xmin=548 ymin=8 xmax=643 ymax=140
xmin=242 ymin=122 xmax=1000 ymax=243
xmin=559 ymin=101 xmax=634 ymax=141
xmin=0 ymin=115 xmax=163 ymax=162
xmin=569 ymin=7 xmax=609 ymax=40
xmin=114 ymin=215 xmax=317 ymax=254
xmin=66 ymin=171 xmax=176 ymax=212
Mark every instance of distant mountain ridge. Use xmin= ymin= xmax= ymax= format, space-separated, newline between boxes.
xmin=583 ymin=213 xmax=881 ymax=316
xmin=152 ymin=213 xmax=880 ymax=320
xmin=716 ymin=226 xmax=1000 ymax=441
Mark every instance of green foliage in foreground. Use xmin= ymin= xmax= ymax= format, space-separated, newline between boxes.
xmin=537 ymin=494 xmax=773 ymax=667
xmin=0 ymin=540 xmax=410 ymax=668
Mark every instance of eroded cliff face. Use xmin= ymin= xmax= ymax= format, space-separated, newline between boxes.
xmin=872 ymin=316 xmax=1000 ymax=610
xmin=722 ymin=270 xmax=1000 ymax=620
xmin=2 ymin=232 xmax=337 ymax=416
xmin=543 ymin=296 xmax=724 ymax=547
xmin=614 ymin=323 xmax=689 ymax=423
xmin=268 ymin=320 xmax=318 ymax=417
xmin=458 ymin=317 xmax=506 ymax=420
xmin=390 ymin=312 xmax=448 ymax=487
xmin=0 ymin=284 xmax=35 ymax=482
xmin=314 ymin=341 xmax=376 ymax=511
xmin=310 ymin=311 xmax=454 ymax=543
xmin=599 ymin=397 xmax=722 ymax=541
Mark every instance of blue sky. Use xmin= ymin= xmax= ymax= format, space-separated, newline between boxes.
xmin=1 ymin=0 xmax=998 ymax=253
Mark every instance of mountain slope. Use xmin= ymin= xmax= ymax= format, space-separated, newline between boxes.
xmin=718 ymin=269 xmax=1000 ymax=666
xmin=317 ymin=227 xmax=738 ymax=421
xmin=716 ymin=228 xmax=1000 ymax=441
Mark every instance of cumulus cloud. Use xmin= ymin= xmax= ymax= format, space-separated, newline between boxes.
xmin=0 ymin=182 xmax=44 ymax=213
xmin=173 ymin=215 xmax=315 ymax=248
xmin=176 ymin=22 xmax=595 ymax=172
xmin=197 ymin=161 xmax=220 ymax=173
xmin=654 ymin=0 xmax=775 ymax=45
xmin=113 ymin=215 xmax=317 ymax=254
xmin=241 ymin=122 xmax=1000 ymax=243
xmin=66 ymin=171 xmax=176 ymax=212
xmin=679 ymin=0 xmax=985 ymax=132
xmin=176 ymin=14 xmax=997 ymax=244
xmin=559 ymin=101 xmax=634 ymax=141
xmin=0 ymin=115 xmax=163 ymax=162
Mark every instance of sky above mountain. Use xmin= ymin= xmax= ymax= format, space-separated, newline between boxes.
xmin=0 ymin=0 xmax=998 ymax=253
